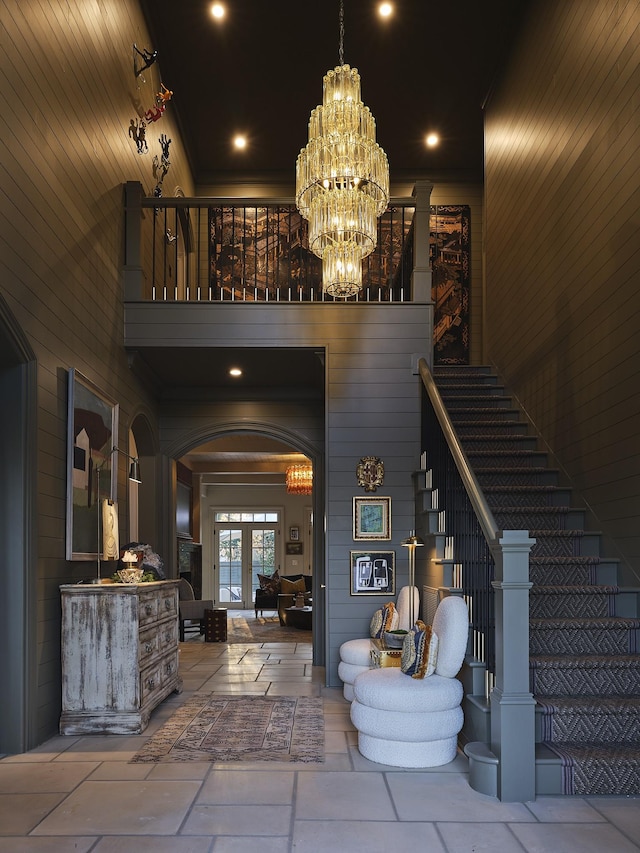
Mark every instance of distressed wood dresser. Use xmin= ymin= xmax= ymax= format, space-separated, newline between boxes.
xmin=59 ymin=580 xmax=182 ymax=735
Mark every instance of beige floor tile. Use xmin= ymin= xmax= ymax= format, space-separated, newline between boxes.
xmin=296 ymin=771 xmax=396 ymax=821
xmin=525 ymin=796 xmax=607 ymax=822
xmin=93 ymin=839 xmax=212 ymax=852
xmin=0 ymin=839 xmax=97 ymax=852
xmin=31 ymin=781 xmax=201 ymax=835
xmin=387 ymin=772 xmax=535 ymax=822
xmin=0 ymin=793 xmax=66 ymax=835
xmin=292 ymin=819 xmax=447 ymax=852
xmin=211 ymin=838 xmax=289 ymax=853
xmin=182 ymin=804 xmax=291 ymax=836
xmin=587 ymin=797 xmax=640 ymax=844
xmin=510 ymin=821 xmax=640 ymax=852
xmin=0 ymin=761 xmax=98 ymax=793
xmin=197 ymin=769 xmax=294 ymax=804
xmin=88 ymin=762 xmax=152 ymax=780
xmin=437 ymin=821 xmax=532 ymax=852
xmin=324 ymin=730 xmax=350 ymax=753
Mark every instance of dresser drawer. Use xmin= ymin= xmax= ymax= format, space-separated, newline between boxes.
xmin=159 ymin=590 xmax=177 ymax=619
xmin=138 ymin=591 xmax=158 ymax=626
xmin=139 ymin=625 xmax=160 ymax=665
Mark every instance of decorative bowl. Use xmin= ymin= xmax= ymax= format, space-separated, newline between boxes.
xmin=383 ymin=629 xmax=408 ymax=649
xmin=116 ymin=567 xmax=144 ymax=584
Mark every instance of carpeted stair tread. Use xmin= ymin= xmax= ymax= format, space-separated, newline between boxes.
xmin=530 ymin=617 xmax=640 ymax=655
xmin=530 ymin=584 xmax=618 ymax=595
xmin=544 ymin=742 xmax=640 ymax=795
xmin=530 ymin=655 xmax=640 ymax=697
xmin=538 ymin=697 xmax=640 ymax=745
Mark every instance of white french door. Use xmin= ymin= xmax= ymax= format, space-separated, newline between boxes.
xmin=213 ymin=515 xmax=279 ymax=609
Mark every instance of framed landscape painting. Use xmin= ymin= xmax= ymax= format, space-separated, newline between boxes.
xmin=353 ymin=496 xmax=391 ymax=540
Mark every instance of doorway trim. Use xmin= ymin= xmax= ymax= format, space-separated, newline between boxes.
xmin=165 ymin=422 xmax=325 ymax=665
xmin=0 ymin=295 xmax=37 ymax=754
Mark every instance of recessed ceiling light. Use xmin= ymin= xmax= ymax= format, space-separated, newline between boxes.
xmin=229 ymin=367 xmax=242 ymax=377
xmin=210 ymin=3 xmax=225 ymax=20
xmin=233 ymin=134 xmax=247 ymax=151
xmin=379 ymin=2 xmax=394 ymax=19
xmin=426 ymin=133 xmax=440 ymax=148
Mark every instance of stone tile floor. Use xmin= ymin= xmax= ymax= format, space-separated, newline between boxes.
xmin=1 ymin=630 xmax=639 ymax=852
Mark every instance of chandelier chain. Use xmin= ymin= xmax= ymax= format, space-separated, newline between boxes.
xmin=339 ymin=0 xmax=344 ymax=66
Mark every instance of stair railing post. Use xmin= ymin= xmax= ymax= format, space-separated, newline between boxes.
xmin=490 ymin=529 xmax=537 ymax=801
xmin=411 ymin=180 xmax=433 ymax=304
xmin=123 ymin=181 xmax=144 ymax=301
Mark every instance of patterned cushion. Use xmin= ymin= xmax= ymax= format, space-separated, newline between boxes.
xmin=369 ymin=602 xmax=399 ymax=639
xmin=257 ymin=570 xmax=280 ymax=595
xmin=400 ymin=620 xmax=439 ymax=679
xmin=280 ymin=576 xmax=307 ymax=595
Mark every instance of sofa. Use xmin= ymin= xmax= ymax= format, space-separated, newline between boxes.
xmin=254 ymin=572 xmax=312 ymax=621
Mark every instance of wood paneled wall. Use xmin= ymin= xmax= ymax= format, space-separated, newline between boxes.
xmin=0 ymin=0 xmax=193 ymax=748
xmin=126 ymin=301 xmax=432 ymax=685
xmin=484 ymin=0 xmax=640 ymax=581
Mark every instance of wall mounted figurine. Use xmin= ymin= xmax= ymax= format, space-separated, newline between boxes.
xmin=356 ymin=456 xmax=385 ymax=492
xmin=133 ymin=44 xmax=158 ymax=79
xmin=128 ymin=118 xmax=148 ymax=154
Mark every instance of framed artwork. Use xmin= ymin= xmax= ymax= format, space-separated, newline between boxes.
xmin=66 ymin=369 xmax=119 ymax=560
xmin=353 ymin=496 xmax=391 ymax=540
xmin=289 ymin=526 xmax=300 ymax=541
xmin=286 ymin=542 xmax=303 ymax=556
xmin=350 ymin=550 xmax=395 ymax=595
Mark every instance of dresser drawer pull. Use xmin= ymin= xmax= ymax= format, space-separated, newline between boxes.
xmin=144 ymin=642 xmax=153 ymax=654
xmin=145 ymin=604 xmax=153 ymax=615
xmin=166 ymin=661 xmax=174 ymax=675
xmin=165 ymin=599 xmax=172 ymax=610
xmin=164 ymin=631 xmax=171 ymax=643
xmin=146 ymin=676 xmax=155 ymax=690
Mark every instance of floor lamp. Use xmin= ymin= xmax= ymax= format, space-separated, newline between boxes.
xmin=94 ymin=447 xmax=143 ymax=583
xmin=401 ymin=531 xmax=424 ymax=628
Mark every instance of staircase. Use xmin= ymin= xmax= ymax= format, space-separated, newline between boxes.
xmin=433 ymin=364 xmax=640 ymax=796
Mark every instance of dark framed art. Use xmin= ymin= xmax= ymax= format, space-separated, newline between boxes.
xmin=286 ymin=542 xmax=303 ymax=556
xmin=353 ymin=496 xmax=391 ymax=540
xmin=65 ymin=369 xmax=119 ymax=560
xmin=350 ymin=550 xmax=395 ymax=595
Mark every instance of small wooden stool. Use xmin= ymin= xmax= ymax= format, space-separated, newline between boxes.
xmin=204 ymin=608 xmax=227 ymax=642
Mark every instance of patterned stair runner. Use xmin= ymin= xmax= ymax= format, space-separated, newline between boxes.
xmin=434 ymin=365 xmax=640 ymax=796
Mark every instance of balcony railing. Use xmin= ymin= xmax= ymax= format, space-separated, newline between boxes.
xmin=135 ymin=191 xmax=416 ymax=303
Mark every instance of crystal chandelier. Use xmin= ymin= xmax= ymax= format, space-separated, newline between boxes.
xmin=286 ymin=464 xmax=313 ymax=495
xmin=296 ymin=1 xmax=389 ymax=298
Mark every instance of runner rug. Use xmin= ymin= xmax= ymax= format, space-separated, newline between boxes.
xmin=130 ymin=695 xmax=324 ymax=763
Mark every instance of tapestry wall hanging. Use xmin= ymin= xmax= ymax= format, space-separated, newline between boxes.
xmin=430 ymin=205 xmax=470 ymax=365
xmin=207 ymin=203 xmax=470 ymax=364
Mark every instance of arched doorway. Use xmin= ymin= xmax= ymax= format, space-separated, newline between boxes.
xmin=0 ymin=297 xmax=37 ymax=754
xmin=171 ymin=425 xmax=325 ymax=665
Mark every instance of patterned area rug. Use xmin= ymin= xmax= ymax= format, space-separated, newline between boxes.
xmin=131 ymin=695 xmax=324 ymax=763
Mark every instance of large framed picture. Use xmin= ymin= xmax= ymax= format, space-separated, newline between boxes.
xmin=353 ymin=496 xmax=391 ymax=540
xmin=350 ymin=550 xmax=395 ymax=595
xmin=66 ymin=370 xmax=118 ymax=560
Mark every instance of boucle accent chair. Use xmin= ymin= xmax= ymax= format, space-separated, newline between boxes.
xmin=338 ymin=585 xmax=419 ymax=701
xmin=350 ymin=594 xmax=469 ymax=767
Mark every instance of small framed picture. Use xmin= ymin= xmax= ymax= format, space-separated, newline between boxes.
xmin=289 ymin=526 xmax=300 ymax=541
xmin=353 ymin=496 xmax=391 ymax=540
xmin=350 ymin=550 xmax=395 ymax=595
xmin=286 ymin=542 xmax=303 ymax=556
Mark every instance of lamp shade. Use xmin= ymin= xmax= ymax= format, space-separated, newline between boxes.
xmin=128 ymin=458 xmax=142 ymax=483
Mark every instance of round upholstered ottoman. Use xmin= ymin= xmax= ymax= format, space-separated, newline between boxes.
xmin=338 ymin=638 xmax=372 ymax=701
xmin=350 ymin=667 xmax=463 ymax=767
